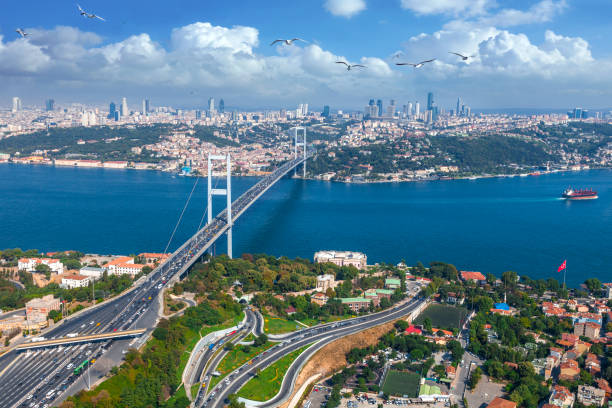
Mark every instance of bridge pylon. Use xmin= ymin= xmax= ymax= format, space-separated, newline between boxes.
xmin=293 ymin=127 xmax=307 ymax=178
xmin=207 ymin=153 xmax=233 ymax=259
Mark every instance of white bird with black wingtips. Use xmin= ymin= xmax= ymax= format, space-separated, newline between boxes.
xmin=395 ymin=59 xmax=436 ymax=68
xmin=335 ymin=61 xmax=367 ymax=71
xmin=15 ymin=28 xmax=29 ymax=38
xmin=77 ymin=4 xmax=106 ymax=21
xmin=449 ymin=52 xmax=475 ymax=61
xmin=270 ymin=38 xmax=307 ymax=46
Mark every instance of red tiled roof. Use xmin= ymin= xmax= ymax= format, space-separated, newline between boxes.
xmin=460 ymin=271 xmax=486 ymax=281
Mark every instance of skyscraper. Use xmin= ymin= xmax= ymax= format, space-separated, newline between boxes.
xmin=145 ymin=99 xmax=150 ymax=114
xmin=142 ymin=100 xmax=147 ymax=115
xmin=322 ymin=105 xmax=330 ymax=117
xmin=427 ymin=92 xmax=434 ymax=110
xmin=219 ymin=99 xmax=225 ymax=114
xmin=45 ymin=99 xmax=55 ymax=112
xmin=387 ymin=100 xmax=396 ymax=118
xmin=121 ymin=97 xmax=128 ymax=117
xmin=208 ymin=97 xmax=215 ymax=114
xmin=196 ymin=110 xmax=202 ymax=120
xmin=415 ymin=102 xmax=420 ymax=117
xmin=12 ymin=97 xmax=21 ymax=113
xmin=376 ymin=99 xmax=383 ymax=118
xmin=108 ymin=102 xmax=116 ymax=119
xmin=407 ymin=102 xmax=413 ymax=117
xmin=456 ymin=97 xmax=462 ymax=117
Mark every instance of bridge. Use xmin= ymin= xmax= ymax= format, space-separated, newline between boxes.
xmin=15 ymin=329 xmax=147 ymax=350
xmin=0 ymin=128 xmax=313 ymax=408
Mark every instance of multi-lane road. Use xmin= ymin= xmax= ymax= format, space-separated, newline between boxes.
xmin=199 ymin=297 xmax=425 ymax=408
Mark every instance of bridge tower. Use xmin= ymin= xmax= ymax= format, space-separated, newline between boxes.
xmin=293 ymin=127 xmax=307 ymax=178
xmin=207 ymin=154 xmax=233 ymax=258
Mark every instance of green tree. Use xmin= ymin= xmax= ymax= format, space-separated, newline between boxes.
xmin=469 ymin=366 xmax=483 ymax=389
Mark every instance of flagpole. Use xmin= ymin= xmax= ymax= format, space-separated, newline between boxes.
xmin=563 ymin=263 xmax=566 ymax=291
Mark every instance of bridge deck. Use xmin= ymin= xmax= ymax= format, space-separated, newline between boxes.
xmin=16 ymin=329 xmax=147 ymax=350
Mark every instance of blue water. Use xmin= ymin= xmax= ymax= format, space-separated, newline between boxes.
xmin=1 ymin=164 xmax=611 ymax=288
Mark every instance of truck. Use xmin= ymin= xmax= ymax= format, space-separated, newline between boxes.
xmin=66 ymin=333 xmax=79 ymax=338
xmin=30 ymin=337 xmax=46 ymax=342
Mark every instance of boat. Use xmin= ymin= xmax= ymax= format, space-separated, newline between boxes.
xmin=561 ymin=188 xmax=598 ymax=200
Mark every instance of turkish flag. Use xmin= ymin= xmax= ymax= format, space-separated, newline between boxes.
xmin=557 ymin=260 xmax=566 ymax=273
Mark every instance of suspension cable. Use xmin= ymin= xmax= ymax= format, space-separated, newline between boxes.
xmin=163 ymin=176 xmax=200 ymax=255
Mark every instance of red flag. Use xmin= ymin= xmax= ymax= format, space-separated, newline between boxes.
xmin=557 ymin=260 xmax=566 ymax=273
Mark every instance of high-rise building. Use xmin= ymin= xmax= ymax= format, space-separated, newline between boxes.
xmin=114 ymin=111 xmax=120 ymax=122
xmin=121 ymin=97 xmax=128 ymax=117
xmin=108 ymin=102 xmax=116 ymax=119
xmin=369 ymin=99 xmax=375 ymax=106
xmin=12 ymin=97 xmax=21 ymax=113
xmin=208 ymin=97 xmax=215 ymax=114
xmin=45 ymin=99 xmax=55 ymax=112
xmin=145 ymin=99 xmax=150 ymax=114
xmin=427 ymin=92 xmax=434 ymax=110
xmin=322 ymin=105 xmax=330 ymax=117
xmin=415 ymin=102 xmax=420 ymax=117
xmin=195 ymin=110 xmax=202 ymax=120
xmin=142 ymin=100 xmax=147 ymax=115
xmin=376 ymin=99 xmax=383 ymax=118
xmin=219 ymin=99 xmax=225 ymax=113
xmin=387 ymin=100 xmax=396 ymax=117
xmin=407 ymin=102 xmax=413 ymax=117
xmin=456 ymin=97 xmax=462 ymax=116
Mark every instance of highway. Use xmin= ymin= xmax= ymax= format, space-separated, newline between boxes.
xmin=0 ymin=153 xmax=312 ymax=408
xmin=201 ymin=297 xmax=426 ymax=408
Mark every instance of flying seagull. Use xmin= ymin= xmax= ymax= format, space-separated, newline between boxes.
xmin=77 ymin=4 xmax=106 ymax=21
xmin=335 ymin=61 xmax=366 ymax=71
xmin=449 ymin=52 xmax=474 ymax=61
xmin=395 ymin=59 xmax=436 ymax=68
xmin=270 ymin=38 xmax=307 ymax=46
xmin=15 ymin=28 xmax=29 ymax=38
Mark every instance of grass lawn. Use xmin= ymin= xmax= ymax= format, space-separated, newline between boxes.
xmin=382 ymin=370 xmax=421 ymax=397
xmin=413 ymin=304 xmax=468 ymax=330
xmin=263 ymin=315 xmax=301 ymax=334
xmin=209 ymin=342 xmax=276 ymax=388
xmin=237 ymin=344 xmax=311 ymax=401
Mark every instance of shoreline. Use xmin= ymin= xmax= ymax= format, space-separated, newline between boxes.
xmin=2 ymin=160 xmax=607 ymax=184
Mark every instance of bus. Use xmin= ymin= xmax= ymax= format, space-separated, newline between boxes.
xmin=74 ymin=360 xmax=89 ymax=375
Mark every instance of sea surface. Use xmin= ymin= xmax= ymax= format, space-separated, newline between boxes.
xmin=1 ymin=164 xmax=611 ymax=288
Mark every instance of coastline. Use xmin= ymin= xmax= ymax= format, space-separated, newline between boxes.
xmin=1 ymin=159 xmax=607 ymax=184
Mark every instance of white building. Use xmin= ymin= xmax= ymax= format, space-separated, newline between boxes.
xmin=79 ymin=266 xmax=105 ymax=280
xmin=61 ymin=274 xmax=90 ymax=289
xmin=18 ymin=258 xmax=64 ymax=274
xmin=316 ymin=274 xmax=336 ymax=291
xmin=105 ymin=256 xmax=146 ymax=276
xmin=314 ymin=250 xmax=367 ymax=269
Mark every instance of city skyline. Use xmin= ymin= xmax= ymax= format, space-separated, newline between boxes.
xmin=2 ymin=1 xmax=612 ymax=109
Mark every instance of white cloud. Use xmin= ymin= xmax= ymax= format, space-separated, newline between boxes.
xmin=0 ymin=23 xmax=395 ymax=107
xmin=324 ymin=0 xmax=366 ymax=18
xmin=400 ymin=0 xmax=490 ymax=16
xmin=479 ymin=0 xmax=568 ymax=27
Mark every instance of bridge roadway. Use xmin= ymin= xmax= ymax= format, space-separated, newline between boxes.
xmin=201 ymin=297 xmax=426 ymax=408
xmin=15 ymin=329 xmax=146 ymax=350
xmin=0 ymin=154 xmax=311 ymax=408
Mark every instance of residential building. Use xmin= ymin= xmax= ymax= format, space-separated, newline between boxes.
xmin=79 ymin=266 xmax=105 ymax=280
xmin=595 ymin=379 xmax=612 ymax=397
xmin=61 ymin=274 xmax=90 ymax=289
xmin=445 ymin=364 xmax=456 ymax=380
xmin=105 ymin=256 xmax=134 ymax=275
xmin=577 ymin=385 xmax=605 ymax=407
xmin=26 ymin=295 xmax=60 ymax=322
xmin=316 ymin=274 xmax=335 ymax=292
xmin=574 ymin=321 xmax=601 ymax=339
xmin=486 ymin=398 xmax=517 ymax=408
xmin=18 ymin=258 xmax=64 ymax=274
xmin=549 ymin=385 xmax=574 ymax=408
xmin=405 ymin=325 xmax=422 ymax=335
xmin=340 ymin=297 xmax=371 ymax=312
xmin=585 ymin=353 xmax=601 ymax=375
xmin=113 ymin=263 xmax=147 ymax=276
xmin=460 ymin=271 xmax=486 ymax=284
xmin=385 ymin=278 xmax=401 ymax=289
xmin=559 ymin=359 xmax=580 ymax=381
xmin=310 ymin=292 xmax=328 ymax=306
xmin=314 ymin=250 xmax=367 ymax=269
xmin=364 ymin=288 xmax=394 ymax=306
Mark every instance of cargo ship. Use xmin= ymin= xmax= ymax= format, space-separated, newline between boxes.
xmin=561 ymin=188 xmax=598 ymax=200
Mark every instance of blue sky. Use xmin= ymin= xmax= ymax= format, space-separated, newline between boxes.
xmin=1 ymin=0 xmax=612 ymax=110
